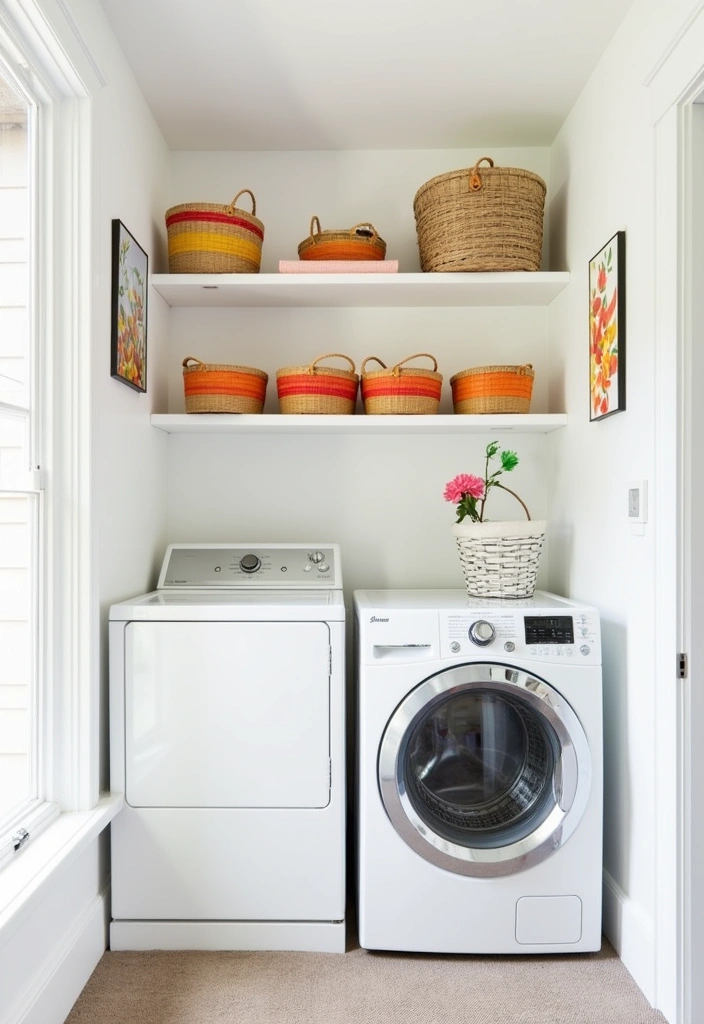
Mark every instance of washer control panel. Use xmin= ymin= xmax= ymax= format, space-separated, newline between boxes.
xmin=440 ymin=607 xmax=600 ymax=664
xmin=158 ymin=544 xmax=340 ymax=588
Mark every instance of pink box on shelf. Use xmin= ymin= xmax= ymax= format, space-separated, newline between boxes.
xmin=278 ymin=260 xmax=399 ymax=274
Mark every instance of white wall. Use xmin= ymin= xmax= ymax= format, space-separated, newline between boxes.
xmin=546 ymin=0 xmax=698 ymax=1006
xmin=0 ymin=0 xmax=170 ymax=1021
xmin=165 ymin=148 xmax=556 ymax=599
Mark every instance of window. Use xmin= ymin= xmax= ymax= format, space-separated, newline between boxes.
xmin=0 ymin=67 xmax=44 ymax=836
xmin=0 ymin=3 xmax=96 ymax=871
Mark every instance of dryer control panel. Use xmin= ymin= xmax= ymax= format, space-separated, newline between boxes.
xmin=158 ymin=544 xmax=341 ymax=588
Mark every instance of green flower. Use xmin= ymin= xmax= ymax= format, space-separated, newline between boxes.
xmin=500 ymin=450 xmax=519 ymax=472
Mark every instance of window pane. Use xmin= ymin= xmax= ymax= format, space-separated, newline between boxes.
xmin=0 ymin=75 xmax=29 ymax=411
xmin=0 ymin=71 xmax=33 ymax=821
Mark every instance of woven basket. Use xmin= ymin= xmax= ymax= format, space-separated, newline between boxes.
xmin=297 ymin=216 xmax=387 ymax=261
xmin=182 ymin=357 xmax=268 ymax=414
xmin=413 ymin=157 xmax=546 ymax=273
xmin=361 ymin=353 xmax=442 ymax=414
xmin=452 ymin=519 xmax=547 ymax=598
xmin=451 ymin=364 xmax=534 ymax=414
xmin=276 ymin=353 xmax=359 ymax=414
xmin=166 ymin=189 xmax=264 ymax=274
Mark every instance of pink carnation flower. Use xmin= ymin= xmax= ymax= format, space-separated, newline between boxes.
xmin=443 ymin=474 xmax=485 ymax=503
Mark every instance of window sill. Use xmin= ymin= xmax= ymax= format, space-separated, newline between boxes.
xmin=0 ymin=793 xmax=123 ymax=945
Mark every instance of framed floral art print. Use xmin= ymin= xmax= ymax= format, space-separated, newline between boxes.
xmin=111 ymin=219 xmax=148 ymax=393
xmin=589 ymin=231 xmax=625 ymax=421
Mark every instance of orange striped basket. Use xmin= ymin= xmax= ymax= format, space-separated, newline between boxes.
xmin=276 ymin=353 xmax=359 ymax=414
xmin=182 ymin=357 xmax=268 ymax=413
xmin=297 ymin=216 xmax=386 ymax=261
xmin=166 ymin=190 xmax=264 ymax=274
xmin=361 ymin=354 xmax=443 ymax=414
xmin=450 ymin=364 xmax=534 ymax=414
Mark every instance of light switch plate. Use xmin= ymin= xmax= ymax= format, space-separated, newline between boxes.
xmin=628 ymin=480 xmax=648 ymax=525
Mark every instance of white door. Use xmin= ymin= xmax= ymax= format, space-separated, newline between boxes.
xmin=124 ymin=620 xmax=331 ymax=808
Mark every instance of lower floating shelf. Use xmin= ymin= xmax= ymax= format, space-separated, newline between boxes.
xmin=151 ymin=413 xmax=567 ymax=435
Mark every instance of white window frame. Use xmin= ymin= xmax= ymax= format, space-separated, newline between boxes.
xmin=0 ymin=0 xmax=97 ymax=871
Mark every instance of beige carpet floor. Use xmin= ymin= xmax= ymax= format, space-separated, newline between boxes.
xmin=65 ymin=936 xmax=666 ymax=1024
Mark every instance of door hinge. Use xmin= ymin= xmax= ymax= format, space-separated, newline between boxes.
xmin=678 ymin=653 xmax=688 ymax=679
xmin=12 ymin=827 xmax=30 ymax=852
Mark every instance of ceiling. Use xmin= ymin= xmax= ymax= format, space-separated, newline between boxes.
xmin=97 ymin=0 xmax=635 ymax=151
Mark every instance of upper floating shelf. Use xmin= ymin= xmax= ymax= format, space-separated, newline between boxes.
xmin=150 ymin=272 xmax=570 ymax=309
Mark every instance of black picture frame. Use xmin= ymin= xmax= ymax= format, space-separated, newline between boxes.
xmin=589 ymin=230 xmax=625 ymax=421
xmin=111 ymin=219 xmax=148 ymax=393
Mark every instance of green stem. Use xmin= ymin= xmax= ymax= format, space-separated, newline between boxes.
xmin=479 ymin=449 xmax=492 ymax=522
xmin=495 ymin=481 xmax=531 ymax=520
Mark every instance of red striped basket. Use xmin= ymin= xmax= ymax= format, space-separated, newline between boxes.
xmin=276 ymin=353 xmax=359 ymax=415
xmin=361 ymin=353 xmax=443 ymax=414
xmin=166 ymin=189 xmax=264 ymax=273
xmin=182 ymin=357 xmax=268 ymax=413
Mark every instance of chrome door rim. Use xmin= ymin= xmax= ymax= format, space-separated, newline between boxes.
xmin=378 ymin=663 xmax=592 ymax=877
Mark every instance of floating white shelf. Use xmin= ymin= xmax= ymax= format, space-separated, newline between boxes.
xmin=151 ymin=414 xmax=568 ymax=435
xmin=151 ymin=272 xmax=570 ymax=308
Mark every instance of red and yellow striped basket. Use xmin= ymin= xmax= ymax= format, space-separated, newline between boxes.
xmin=182 ymin=357 xmax=268 ymax=413
xmin=276 ymin=353 xmax=359 ymax=415
xmin=361 ymin=353 xmax=443 ymax=415
xmin=297 ymin=216 xmax=386 ymax=262
xmin=450 ymin=364 xmax=534 ymax=414
xmin=166 ymin=189 xmax=264 ymax=274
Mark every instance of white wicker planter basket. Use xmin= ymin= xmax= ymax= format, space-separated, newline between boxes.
xmin=452 ymin=519 xmax=547 ymax=599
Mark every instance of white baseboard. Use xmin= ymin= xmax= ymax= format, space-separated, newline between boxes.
xmin=110 ymin=918 xmax=346 ymax=953
xmin=5 ymin=888 xmax=108 ymax=1024
xmin=602 ymin=871 xmax=656 ymax=1006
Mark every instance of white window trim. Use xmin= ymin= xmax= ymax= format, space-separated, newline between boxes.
xmin=0 ymin=0 xmax=101 ymax=895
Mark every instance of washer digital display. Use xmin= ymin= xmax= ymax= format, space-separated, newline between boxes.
xmin=524 ymin=616 xmax=575 ymax=645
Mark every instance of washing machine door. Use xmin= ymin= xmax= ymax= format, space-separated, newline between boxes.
xmin=378 ymin=663 xmax=591 ymax=877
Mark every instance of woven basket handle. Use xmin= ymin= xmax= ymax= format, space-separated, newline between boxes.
xmin=309 ymin=215 xmax=322 ymax=239
xmin=307 ymin=352 xmax=357 ymax=374
xmin=469 ymin=157 xmax=494 ymax=193
xmin=229 ymin=189 xmax=256 ymax=215
xmin=182 ymin=356 xmax=203 ymax=368
xmin=391 ymin=352 xmax=438 ymax=376
xmin=360 ymin=356 xmax=387 ymax=373
xmin=350 ymin=222 xmax=378 ymax=241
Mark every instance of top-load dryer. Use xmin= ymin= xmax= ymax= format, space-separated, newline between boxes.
xmin=109 ymin=544 xmax=345 ymax=953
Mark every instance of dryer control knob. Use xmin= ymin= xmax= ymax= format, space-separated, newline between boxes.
xmin=239 ymin=553 xmax=261 ymax=574
xmin=468 ymin=620 xmax=496 ymax=646
xmin=309 ymin=551 xmax=325 ymax=564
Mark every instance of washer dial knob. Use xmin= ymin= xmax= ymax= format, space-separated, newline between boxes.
xmin=309 ymin=551 xmax=325 ymax=564
xmin=468 ymin=620 xmax=496 ymax=647
xmin=239 ymin=553 xmax=261 ymax=574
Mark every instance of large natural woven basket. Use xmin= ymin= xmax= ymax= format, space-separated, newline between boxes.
xmin=182 ymin=357 xmax=268 ymax=413
xmin=166 ymin=189 xmax=264 ymax=274
xmin=361 ymin=353 xmax=442 ymax=414
xmin=276 ymin=353 xmax=359 ymax=414
xmin=451 ymin=364 xmax=534 ymax=414
xmin=452 ymin=519 xmax=547 ymax=599
xmin=414 ymin=157 xmax=546 ymax=273
xmin=297 ymin=216 xmax=387 ymax=261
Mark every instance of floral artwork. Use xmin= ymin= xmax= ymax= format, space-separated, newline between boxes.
xmin=589 ymin=231 xmax=625 ymax=421
xmin=111 ymin=220 xmax=148 ymax=392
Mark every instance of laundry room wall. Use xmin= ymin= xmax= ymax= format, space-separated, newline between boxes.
xmin=0 ymin=2 xmax=170 ymax=1023
xmin=544 ymin=0 xmax=696 ymax=1008
xmin=163 ymin=146 xmax=557 ymax=597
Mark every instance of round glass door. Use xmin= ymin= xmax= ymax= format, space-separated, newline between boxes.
xmin=378 ymin=664 xmax=591 ymax=877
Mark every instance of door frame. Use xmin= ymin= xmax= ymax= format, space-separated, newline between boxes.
xmin=649 ymin=6 xmax=704 ymax=1021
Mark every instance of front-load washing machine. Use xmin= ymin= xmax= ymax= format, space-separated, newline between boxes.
xmin=110 ymin=544 xmax=345 ymax=952
xmin=355 ymin=589 xmax=602 ymax=954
